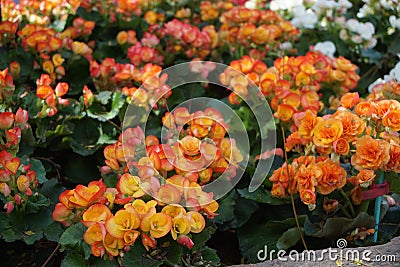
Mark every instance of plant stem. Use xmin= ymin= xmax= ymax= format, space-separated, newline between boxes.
xmin=41 ymin=243 xmax=60 ymax=267
xmin=281 ymin=126 xmax=308 ymax=250
xmin=339 ymin=188 xmax=355 ymax=218
xmin=360 ymin=199 xmax=370 ymax=213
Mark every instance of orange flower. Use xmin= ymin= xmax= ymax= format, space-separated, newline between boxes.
xmin=332 ymin=111 xmax=365 ymax=142
xmin=170 ymin=215 xmax=191 ymax=240
xmin=274 ymin=104 xmax=296 ymax=122
xmin=351 ymin=135 xmax=390 ymax=170
xmin=355 ymin=101 xmax=375 ymax=116
xmin=312 ymin=118 xmax=343 ymax=148
xmin=295 ymin=163 xmax=322 ymax=191
xmin=382 ymin=109 xmax=400 ymax=132
xmin=105 ymin=208 xmax=140 ymax=239
xmin=300 ymin=189 xmax=316 ymax=205
xmin=162 ymin=204 xmax=186 ymax=218
xmin=117 ymin=173 xmax=145 ymax=198
xmin=180 ymin=136 xmax=200 ymax=156
xmin=384 ymin=144 xmax=400 ymax=173
xmin=52 ymin=203 xmax=73 ymax=226
xmin=0 ymin=112 xmax=14 ymax=129
xmin=156 ymin=184 xmax=181 ymax=204
xmin=128 ymin=199 xmax=157 ymax=219
xmin=186 ymin=211 xmax=205 ymax=233
xmin=141 ymin=212 xmax=172 ymax=238
xmin=316 ymin=159 xmax=347 ymax=194
xmin=103 ymin=233 xmax=124 ymax=256
xmin=69 ymin=179 xmax=107 ymax=208
xmin=375 ymin=100 xmax=400 ymax=118
xmin=298 ymin=110 xmax=321 ymax=139
xmin=356 ymin=170 xmax=376 ymax=185
xmin=82 ymin=204 xmax=112 ymax=227
xmin=117 ymin=31 xmax=128 ymax=45
xmin=340 ymin=92 xmax=359 ymax=109
xmin=123 ymin=230 xmax=140 ymax=246
xmin=333 ymin=138 xmax=350 ymax=155
xmin=84 ymin=223 xmax=104 ymax=245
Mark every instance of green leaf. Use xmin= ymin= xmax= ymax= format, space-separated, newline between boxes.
xmin=214 ymin=190 xmax=236 ymax=224
xmin=68 ymin=118 xmax=101 ymax=156
xmin=304 ymin=212 xmax=374 ymax=241
xmin=91 ymin=258 xmax=119 ymax=267
xmin=44 ymin=222 xmax=64 ymax=242
xmin=87 ymin=91 xmax=124 ymax=122
xmin=25 ymin=193 xmax=51 ymax=213
xmin=237 ymin=221 xmax=292 ymax=263
xmin=80 ymin=241 xmax=92 ymax=260
xmin=122 ymin=242 xmax=161 ymax=267
xmin=385 ymin=171 xmax=400 ymax=194
xmin=237 ymin=187 xmax=289 ymax=205
xmin=228 ymin=197 xmax=258 ymax=229
xmin=276 ymin=227 xmax=302 ymax=250
xmin=96 ymin=91 xmax=113 ymax=105
xmin=23 ymin=230 xmax=43 ymax=245
xmin=191 ymin=224 xmax=217 ymax=251
xmin=61 ymin=252 xmax=87 ymax=267
xmin=30 ymin=159 xmax=47 ymax=184
xmin=40 ymin=178 xmax=66 ymax=203
xmin=200 ymin=246 xmax=220 ymax=264
xmin=166 ymin=241 xmax=183 ymax=264
xmin=59 ymin=223 xmax=86 ymax=247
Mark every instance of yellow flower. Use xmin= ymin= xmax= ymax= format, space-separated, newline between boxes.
xmin=117 ymin=173 xmax=145 ymax=198
xmin=105 ymin=208 xmax=140 ymax=239
xmin=141 ymin=212 xmax=172 ymax=239
xmin=312 ymin=118 xmax=343 ymax=148
xmin=171 ymin=215 xmax=191 ymax=240
xmin=187 ymin=211 xmax=205 ymax=233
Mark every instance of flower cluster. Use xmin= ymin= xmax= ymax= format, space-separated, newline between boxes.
xmin=53 ymin=176 xmax=208 ymax=258
xmin=18 ymin=24 xmax=63 ymax=54
xmin=339 ymin=19 xmax=377 ymax=49
xmin=0 ymin=107 xmax=35 ymax=214
xmin=270 ymin=155 xmax=347 ymax=208
xmin=0 ymin=151 xmax=38 ymax=214
xmin=36 ymin=74 xmax=70 ymax=117
xmin=1 ymin=0 xmax=79 ymax=25
xmin=277 ymin=93 xmax=400 ymax=207
xmin=0 ymin=68 xmax=15 ymax=103
xmin=200 ymin=1 xmax=234 ymax=22
xmin=222 ymin=52 xmax=360 ymax=123
xmin=162 ymin=19 xmax=218 ymax=59
xmin=357 ymin=0 xmax=400 ymax=36
xmin=218 ymin=6 xmax=299 ymax=55
xmin=0 ymin=21 xmax=18 ymax=47
xmin=368 ymin=61 xmax=400 ymax=101
xmin=126 ymin=32 xmax=164 ymax=66
xmin=89 ymin=60 xmax=171 ymax=107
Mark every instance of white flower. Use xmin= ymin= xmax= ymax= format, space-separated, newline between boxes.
xmin=359 ymin=22 xmax=375 ymax=39
xmin=368 ymin=78 xmax=385 ymax=93
xmin=269 ymin=0 xmax=303 ymax=10
xmin=338 ymin=0 xmax=352 ymax=9
xmin=279 ymin=42 xmax=293 ymax=50
xmin=291 ymin=6 xmax=318 ymax=29
xmin=389 ymin=61 xmax=400 ymax=81
xmin=245 ymin=0 xmax=257 ymax=9
xmin=314 ymin=41 xmax=336 ymax=57
xmin=357 ymin=4 xmax=373 ymax=18
xmin=389 ymin=16 xmax=400 ymax=30
xmin=346 ymin=19 xmax=360 ymax=32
